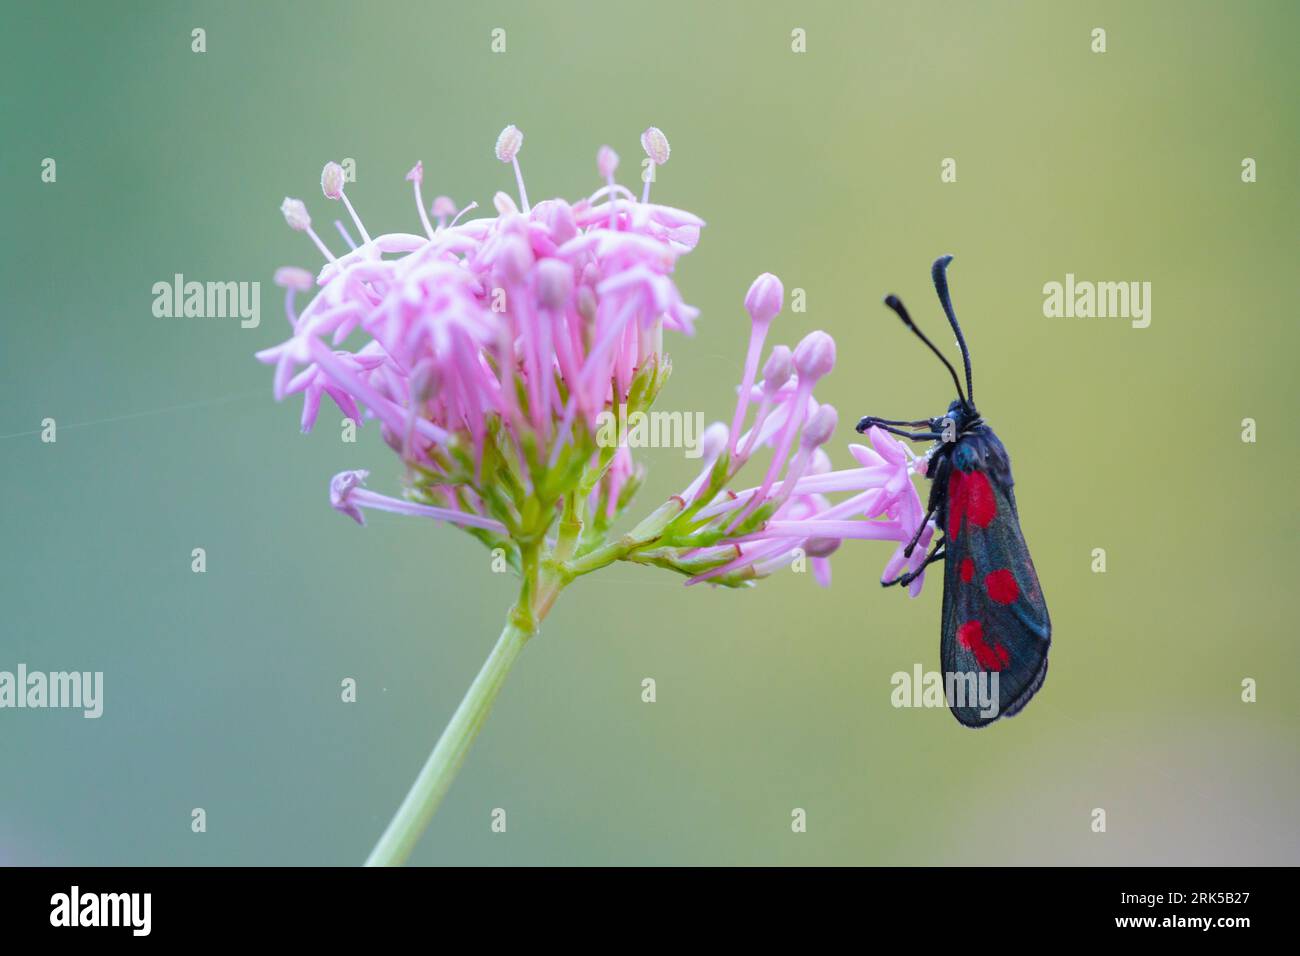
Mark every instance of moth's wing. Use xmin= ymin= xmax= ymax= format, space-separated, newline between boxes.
xmin=940 ymin=466 xmax=1051 ymax=727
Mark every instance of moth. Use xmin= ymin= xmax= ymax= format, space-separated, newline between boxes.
xmin=857 ymin=256 xmax=1051 ymax=727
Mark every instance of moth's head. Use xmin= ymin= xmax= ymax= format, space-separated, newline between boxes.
xmin=941 ymin=398 xmax=979 ymax=434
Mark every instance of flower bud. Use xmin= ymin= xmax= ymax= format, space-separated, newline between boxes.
xmin=761 ymin=345 xmax=793 ymax=394
xmin=496 ymin=235 xmax=533 ymax=285
xmin=793 ymin=330 xmax=836 ymax=381
xmin=699 ymin=421 xmax=729 ymax=460
xmin=540 ymin=198 xmax=577 ymax=245
xmin=804 ymin=537 xmax=842 ymax=558
xmin=744 ymin=272 xmax=783 ymax=325
xmin=493 ymin=191 xmax=519 ymax=216
xmin=800 ymin=404 xmax=838 ymax=448
xmin=598 ymin=145 xmax=619 ymax=179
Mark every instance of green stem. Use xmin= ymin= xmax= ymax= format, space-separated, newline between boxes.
xmin=364 ymin=614 xmax=531 ymax=866
xmin=563 ymin=496 xmax=685 ymax=579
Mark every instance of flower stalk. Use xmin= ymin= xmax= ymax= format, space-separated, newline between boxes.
xmin=364 ymin=610 xmax=532 ymax=867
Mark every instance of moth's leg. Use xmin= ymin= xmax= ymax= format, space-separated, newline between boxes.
xmin=881 ymin=545 xmax=946 ymax=588
xmin=924 ymin=454 xmax=952 ymax=538
xmin=901 ymin=501 xmax=937 ymax=558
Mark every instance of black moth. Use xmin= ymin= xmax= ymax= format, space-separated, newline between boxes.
xmin=857 ymin=255 xmax=1050 ymax=727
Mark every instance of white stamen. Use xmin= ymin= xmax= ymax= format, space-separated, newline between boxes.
xmin=339 ymin=192 xmax=371 ymax=246
xmin=321 ymin=162 xmax=345 ymax=200
xmin=494 ymin=125 xmax=529 ymax=212
xmin=640 ymin=126 xmax=670 ymax=203
xmin=495 ymin=125 xmax=523 ymax=163
xmin=641 ymin=126 xmax=670 ymax=166
xmin=280 ymin=197 xmax=311 ymax=231
xmin=320 ymin=162 xmax=372 ymax=245
xmin=281 ymin=197 xmax=336 ymax=262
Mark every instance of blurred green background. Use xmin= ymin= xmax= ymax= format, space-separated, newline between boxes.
xmin=3 ymin=0 xmax=1297 ymax=865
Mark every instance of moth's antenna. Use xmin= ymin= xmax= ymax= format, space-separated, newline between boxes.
xmin=931 ymin=254 xmax=974 ymax=405
xmin=882 ymin=294 xmax=968 ymax=406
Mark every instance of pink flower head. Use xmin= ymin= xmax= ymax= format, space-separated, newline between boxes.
xmin=258 ymin=125 xmax=704 ymax=537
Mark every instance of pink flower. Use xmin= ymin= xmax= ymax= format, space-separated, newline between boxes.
xmin=260 ymin=134 xmax=929 ymax=599
xmin=329 ymin=469 xmax=508 ymax=534
xmin=258 ymin=126 xmax=703 ymax=537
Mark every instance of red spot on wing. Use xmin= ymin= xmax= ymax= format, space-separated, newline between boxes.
xmin=946 ymin=469 xmax=996 ymax=540
xmin=985 ymin=568 xmax=1020 ymax=605
xmin=960 ymin=558 xmax=975 ymax=583
xmin=956 ymin=620 xmax=1010 ymax=671
xmin=965 ymin=471 xmax=996 ymax=528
